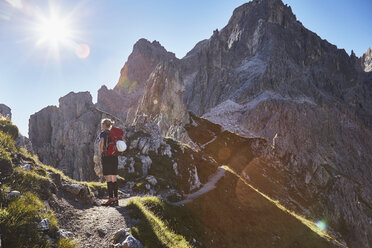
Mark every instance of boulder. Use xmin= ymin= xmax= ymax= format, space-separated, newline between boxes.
xmin=121 ymin=235 xmax=143 ymax=248
xmin=113 ymin=228 xmax=130 ymax=243
xmin=7 ymin=190 xmax=21 ymax=199
xmin=37 ymin=218 xmax=50 ymax=231
xmin=146 ymin=175 xmax=157 ymax=186
xmin=57 ymin=229 xmax=74 ymax=239
xmin=62 ymin=183 xmax=85 ymax=196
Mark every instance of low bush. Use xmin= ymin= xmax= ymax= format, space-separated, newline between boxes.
xmin=0 ymin=119 xmax=19 ymax=140
xmin=0 ymin=192 xmax=58 ymax=248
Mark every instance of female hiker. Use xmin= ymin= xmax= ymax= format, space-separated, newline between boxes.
xmin=99 ymin=118 xmax=119 ymax=206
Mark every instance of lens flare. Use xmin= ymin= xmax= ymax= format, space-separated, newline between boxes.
xmin=75 ymin=43 xmax=90 ymax=59
xmin=316 ymin=220 xmax=327 ymax=231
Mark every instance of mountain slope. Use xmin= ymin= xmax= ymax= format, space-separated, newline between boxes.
xmin=101 ymin=1 xmax=371 ymax=246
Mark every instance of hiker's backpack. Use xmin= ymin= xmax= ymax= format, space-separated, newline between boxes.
xmin=105 ymin=127 xmax=126 ymax=156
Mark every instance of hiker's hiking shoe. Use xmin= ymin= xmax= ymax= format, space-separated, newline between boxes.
xmin=101 ymin=197 xmax=113 ymax=206
xmin=101 ymin=197 xmax=119 ymax=207
xmin=112 ymin=197 xmax=119 ymax=207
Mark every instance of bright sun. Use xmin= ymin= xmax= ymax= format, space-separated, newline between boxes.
xmin=38 ymin=17 xmax=71 ymax=45
xmin=33 ymin=9 xmax=90 ymax=59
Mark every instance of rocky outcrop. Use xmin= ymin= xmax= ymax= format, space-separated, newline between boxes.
xmin=0 ymin=104 xmax=11 ymax=120
xmin=360 ymin=47 xmax=372 ymax=72
xmin=93 ymin=118 xmax=218 ymax=199
xmin=134 ymin=59 xmax=191 ymax=141
xmin=29 ymin=92 xmax=100 ymax=181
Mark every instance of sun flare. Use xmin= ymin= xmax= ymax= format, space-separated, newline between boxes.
xmin=32 ymin=6 xmax=89 ymax=60
xmin=37 ymin=17 xmax=71 ymax=46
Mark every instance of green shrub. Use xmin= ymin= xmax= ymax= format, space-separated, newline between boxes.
xmin=0 ymin=192 xmax=58 ymax=248
xmin=0 ymin=120 xmax=19 ymax=140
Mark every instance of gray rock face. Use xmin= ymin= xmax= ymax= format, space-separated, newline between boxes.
xmin=0 ymin=104 xmax=11 ymax=120
xmin=134 ymin=59 xmax=191 ymax=142
xmin=29 ymin=92 xmax=101 ymax=180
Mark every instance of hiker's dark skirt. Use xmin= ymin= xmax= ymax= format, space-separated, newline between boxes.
xmin=101 ymin=155 xmax=118 ymax=176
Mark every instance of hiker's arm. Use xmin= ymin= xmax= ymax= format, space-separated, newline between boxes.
xmin=99 ymin=138 xmax=104 ymax=156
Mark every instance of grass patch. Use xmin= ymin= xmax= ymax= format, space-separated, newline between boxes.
xmin=17 ymin=146 xmax=39 ymax=163
xmin=39 ymin=163 xmax=103 ymax=194
xmin=0 ymin=192 xmax=59 ymax=248
xmin=0 ymin=119 xmax=19 ymax=140
xmin=56 ymin=238 xmax=76 ymax=248
xmin=0 ymin=130 xmax=16 ymax=155
xmin=39 ymin=163 xmax=73 ymax=182
xmin=7 ymin=167 xmax=53 ymax=199
xmin=127 ymin=196 xmax=201 ymax=248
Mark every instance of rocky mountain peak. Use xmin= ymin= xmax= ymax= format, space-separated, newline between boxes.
xmin=230 ymin=0 xmax=295 ymax=25
xmin=97 ymin=39 xmax=180 ymax=124
xmin=132 ymin=38 xmax=175 ymax=59
xmin=219 ymin=0 xmax=297 ymax=45
xmin=115 ymin=39 xmax=176 ymax=93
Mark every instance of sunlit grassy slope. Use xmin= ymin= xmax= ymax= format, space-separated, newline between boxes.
xmin=0 ymin=119 xmax=77 ymax=247
xmin=127 ymin=197 xmax=198 ymax=248
xmin=126 ymin=164 xmax=345 ymax=248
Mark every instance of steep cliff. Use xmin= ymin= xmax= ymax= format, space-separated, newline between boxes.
xmin=29 ymin=92 xmax=100 ymax=181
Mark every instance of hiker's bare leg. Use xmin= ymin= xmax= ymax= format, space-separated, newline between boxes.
xmin=105 ymin=175 xmax=112 ymax=182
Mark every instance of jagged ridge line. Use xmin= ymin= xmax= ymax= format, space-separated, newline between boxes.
xmin=221 ymin=165 xmax=348 ymax=248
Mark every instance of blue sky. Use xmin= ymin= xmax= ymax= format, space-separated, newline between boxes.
xmin=0 ymin=0 xmax=371 ymax=136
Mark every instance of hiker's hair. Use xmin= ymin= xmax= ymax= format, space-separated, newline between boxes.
xmin=101 ymin=118 xmax=114 ymax=128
